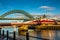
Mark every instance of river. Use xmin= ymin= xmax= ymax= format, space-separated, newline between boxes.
xmin=1 ymin=27 xmax=60 ymax=40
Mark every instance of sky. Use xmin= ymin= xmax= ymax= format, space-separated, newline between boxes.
xmin=0 ymin=0 xmax=60 ymax=16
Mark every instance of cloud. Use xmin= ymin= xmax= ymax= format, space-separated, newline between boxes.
xmin=40 ymin=6 xmax=55 ymax=10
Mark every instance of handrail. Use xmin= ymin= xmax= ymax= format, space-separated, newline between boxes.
xmin=0 ymin=30 xmax=49 ymax=40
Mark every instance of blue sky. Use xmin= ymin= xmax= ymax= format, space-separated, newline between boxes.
xmin=0 ymin=0 xmax=60 ymax=16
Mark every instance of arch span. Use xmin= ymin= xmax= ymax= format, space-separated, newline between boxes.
xmin=1 ymin=10 xmax=34 ymax=19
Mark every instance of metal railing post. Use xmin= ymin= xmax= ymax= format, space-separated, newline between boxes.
xmin=2 ymin=30 xmax=4 ymax=36
xmin=26 ymin=32 xmax=29 ymax=40
xmin=0 ymin=28 xmax=1 ymax=36
xmin=13 ymin=31 xmax=16 ymax=40
xmin=6 ymin=30 xmax=9 ymax=40
xmin=2 ymin=30 xmax=4 ymax=39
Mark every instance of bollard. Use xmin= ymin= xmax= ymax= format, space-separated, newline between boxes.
xmin=26 ymin=32 xmax=29 ymax=40
xmin=13 ymin=31 xmax=16 ymax=40
xmin=6 ymin=30 xmax=9 ymax=40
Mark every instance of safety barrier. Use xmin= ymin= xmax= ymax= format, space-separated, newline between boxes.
xmin=0 ymin=29 xmax=49 ymax=40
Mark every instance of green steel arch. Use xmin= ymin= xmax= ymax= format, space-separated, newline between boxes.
xmin=1 ymin=10 xmax=34 ymax=19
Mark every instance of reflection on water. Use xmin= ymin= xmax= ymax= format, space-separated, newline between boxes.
xmin=1 ymin=28 xmax=60 ymax=40
xmin=40 ymin=30 xmax=55 ymax=40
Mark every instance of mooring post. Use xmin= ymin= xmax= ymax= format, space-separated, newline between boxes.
xmin=26 ymin=32 xmax=29 ymax=40
xmin=6 ymin=30 xmax=9 ymax=40
xmin=13 ymin=31 xmax=16 ymax=40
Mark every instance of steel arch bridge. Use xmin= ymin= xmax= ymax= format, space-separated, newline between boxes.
xmin=0 ymin=10 xmax=34 ymax=20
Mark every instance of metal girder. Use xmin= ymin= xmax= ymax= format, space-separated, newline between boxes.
xmin=0 ymin=18 xmax=33 ymax=20
xmin=1 ymin=10 xmax=34 ymax=19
